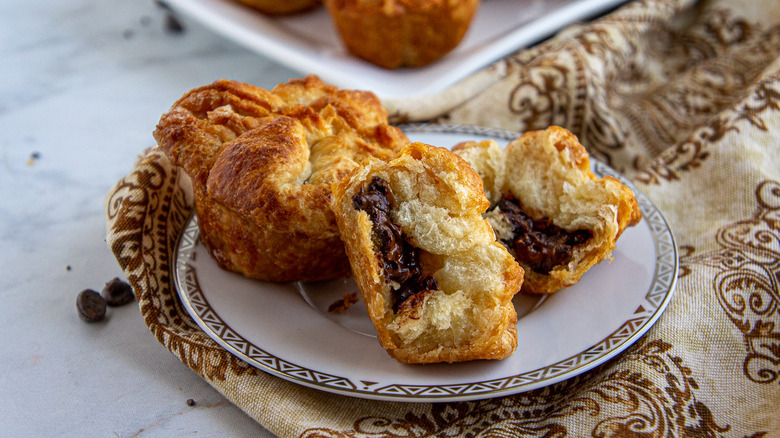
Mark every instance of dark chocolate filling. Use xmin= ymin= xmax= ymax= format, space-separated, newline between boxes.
xmin=353 ymin=176 xmax=439 ymax=313
xmin=495 ymin=196 xmax=591 ymax=274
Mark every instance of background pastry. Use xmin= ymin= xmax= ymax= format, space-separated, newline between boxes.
xmin=323 ymin=0 xmax=481 ymax=69
xmin=453 ymin=127 xmax=642 ymax=295
xmin=331 ymin=142 xmax=523 ymax=363
xmin=232 ymin=0 xmax=320 ymax=15
xmin=153 ymin=75 xmax=408 ymax=283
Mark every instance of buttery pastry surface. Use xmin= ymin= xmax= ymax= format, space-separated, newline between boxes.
xmin=331 ymin=142 xmax=523 ymax=363
xmin=323 ymin=0 xmax=480 ymax=69
xmin=153 ymin=75 xmax=408 ymax=282
xmin=453 ymin=126 xmax=642 ymax=295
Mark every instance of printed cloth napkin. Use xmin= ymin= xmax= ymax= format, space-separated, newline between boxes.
xmin=105 ymin=0 xmax=780 ymax=435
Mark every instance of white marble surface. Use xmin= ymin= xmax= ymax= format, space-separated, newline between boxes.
xmin=0 ymin=0 xmax=301 ymax=436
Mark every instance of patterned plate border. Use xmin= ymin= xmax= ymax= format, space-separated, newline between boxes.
xmin=173 ymin=123 xmax=678 ymax=402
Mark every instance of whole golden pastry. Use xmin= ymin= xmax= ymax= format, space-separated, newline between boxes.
xmin=153 ymin=75 xmax=408 ymax=283
xmin=453 ymin=126 xmax=642 ymax=295
xmin=331 ymin=142 xmax=523 ymax=363
xmin=324 ymin=0 xmax=481 ymax=69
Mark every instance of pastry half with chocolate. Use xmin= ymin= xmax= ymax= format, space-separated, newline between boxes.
xmin=453 ymin=126 xmax=642 ymax=295
xmin=331 ymin=142 xmax=523 ymax=363
xmin=153 ymin=75 xmax=408 ymax=283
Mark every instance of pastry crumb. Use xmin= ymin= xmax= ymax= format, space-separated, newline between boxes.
xmin=328 ymin=292 xmax=359 ymax=314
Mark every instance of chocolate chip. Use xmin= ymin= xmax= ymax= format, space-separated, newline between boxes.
xmin=186 ymin=399 xmax=196 ymax=406
xmin=164 ymin=13 xmax=185 ymax=35
xmin=101 ymin=277 xmax=134 ymax=307
xmin=77 ymin=289 xmax=107 ymax=322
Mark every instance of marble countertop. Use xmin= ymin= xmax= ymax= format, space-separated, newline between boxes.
xmin=1 ymin=0 xmax=298 ymax=435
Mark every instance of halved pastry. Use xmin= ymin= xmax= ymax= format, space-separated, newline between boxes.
xmin=453 ymin=126 xmax=642 ymax=295
xmin=153 ymin=75 xmax=408 ymax=283
xmin=331 ymin=142 xmax=523 ymax=363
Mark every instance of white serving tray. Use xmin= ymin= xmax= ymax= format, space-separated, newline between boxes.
xmin=164 ymin=0 xmax=628 ymax=99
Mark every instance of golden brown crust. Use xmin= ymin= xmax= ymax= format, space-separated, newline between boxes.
xmin=453 ymin=126 xmax=642 ymax=295
xmin=232 ymin=0 xmax=321 ymax=15
xmin=323 ymin=0 xmax=480 ymax=69
xmin=331 ymin=142 xmax=523 ymax=363
xmin=154 ymin=75 xmax=408 ymax=282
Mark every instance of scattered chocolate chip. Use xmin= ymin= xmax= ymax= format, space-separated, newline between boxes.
xmin=66 ymin=265 xmax=72 ymax=271
xmin=186 ymin=399 xmax=196 ymax=406
xmin=77 ymin=289 xmax=107 ymax=322
xmin=101 ymin=277 xmax=135 ymax=307
xmin=164 ymin=13 xmax=185 ymax=34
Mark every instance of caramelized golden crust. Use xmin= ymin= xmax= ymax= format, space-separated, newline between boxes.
xmin=154 ymin=75 xmax=408 ymax=282
xmin=454 ymin=126 xmax=642 ymax=295
xmin=323 ymin=0 xmax=480 ymax=69
xmin=331 ymin=143 xmax=523 ymax=364
xmin=232 ymin=0 xmax=320 ymax=15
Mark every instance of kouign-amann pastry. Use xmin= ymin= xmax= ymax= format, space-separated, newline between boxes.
xmin=232 ymin=0 xmax=320 ymax=15
xmin=153 ymin=75 xmax=408 ymax=283
xmin=331 ymin=142 xmax=523 ymax=363
xmin=453 ymin=127 xmax=642 ymax=295
xmin=323 ymin=0 xmax=481 ymax=69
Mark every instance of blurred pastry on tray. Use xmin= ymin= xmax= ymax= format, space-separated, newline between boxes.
xmin=323 ymin=0 xmax=481 ymax=69
xmin=233 ymin=0 xmax=321 ymax=15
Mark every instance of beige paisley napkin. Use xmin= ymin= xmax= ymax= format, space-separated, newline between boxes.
xmin=106 ymin=0 xmax=780 ymax=435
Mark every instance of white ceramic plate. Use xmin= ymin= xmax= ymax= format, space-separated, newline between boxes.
xmin=173 ymin=124 xmax=678 ymax=402
xmin=163 ymin=0 xmax=629 ymax=100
